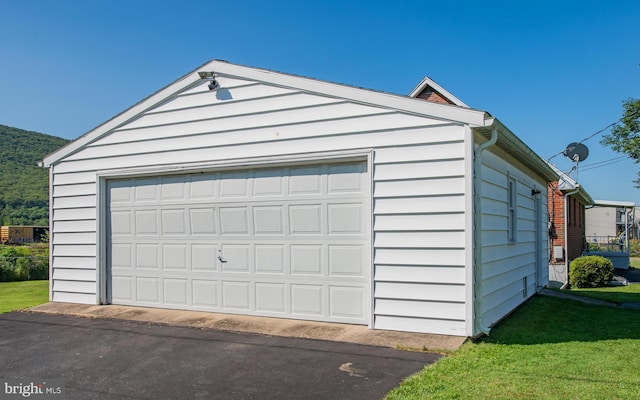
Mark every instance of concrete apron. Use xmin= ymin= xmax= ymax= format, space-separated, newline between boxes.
xmin=29 ymin=302 xmax=466 ymax=352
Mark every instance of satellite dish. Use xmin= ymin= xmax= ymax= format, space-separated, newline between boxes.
xmin=563 ymin=142 xmax=589 ymax=162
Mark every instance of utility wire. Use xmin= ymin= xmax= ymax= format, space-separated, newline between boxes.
xmin=580 ymin=156 xmax=632 ymax=172
xmin=547 ymin=118 xmax=622 ymax=161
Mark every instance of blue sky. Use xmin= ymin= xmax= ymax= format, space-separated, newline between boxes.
xmin=1 ymin=0 xmax=639 ymax=203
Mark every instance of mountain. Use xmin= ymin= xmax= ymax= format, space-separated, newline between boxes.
xmin=0 ymin=124 xmax=69 ymax=225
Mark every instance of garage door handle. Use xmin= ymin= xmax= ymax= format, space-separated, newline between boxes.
xmin=218 ymin=255 xmax=227 ymax=263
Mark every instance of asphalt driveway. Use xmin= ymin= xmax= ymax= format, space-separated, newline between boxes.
xmin=0 ymin=312 xmax=440 ymax=400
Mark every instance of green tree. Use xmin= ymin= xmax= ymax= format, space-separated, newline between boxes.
xmin=601 ymin=98 xmax=640 ymax=187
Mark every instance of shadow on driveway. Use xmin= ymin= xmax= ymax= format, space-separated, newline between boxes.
xmin=0 ymin=312 xmax=440 ymax=400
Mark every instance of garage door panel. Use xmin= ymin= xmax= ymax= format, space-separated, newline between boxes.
xmin=220 ymin=207 xmax=250 ymax=234
xmin=219 ymin=171 xmax=250 ymax=198
xmin=189 ymin=174 xmax=217 ymax=199
xmin=136 ymin=244 xmax=159 ymax=269
xmin=329 ymin=245 xmax=364 ymax=276
xmin=289 ymin=205 xmax=322 ymax=234
xmin=111 ymin=210 xmax=133 ymax=235
xmin=253 ymin=206 xmax=284 ymax=235
xmin=192 ymin=244 xmax=218 ymax=271
xmin=253 ymin=170 xmax=284 ymax=196
xmin=290 ymin=245 xmax=323 ymax=275
xmin=289 ymin=167 xmax=322 ymax=195
xmin=136 ymin=277 xmax=160 ymax=303
xmin=164 ymin=278 xmax=188 ymax=306
xmin=109 ymin=180 xmax=133 ymax=203
xmin=328 ymin=204 xmax=362 ymax=234
xmin=221 ymin=245 xmax=250 ymax=272
xmin=108 ymin=161 xmax=370 ymax=325
xmin=328 ymin=163 xmax=364 ymax=193
xmin=135 ymin=210 xmax=159 ymax=235
xmin=330 ymin=286 xmax=364 ymax=319
xmin=255 ymin=283 xmax=286 ymax=313
xmin=161 ymin=209 xmax=187 ymax=235
xmin=112 ymin=276 xmax=133 ymax=301
xmin=222 ymin=281 xmax=251 ymax=310
xmin=160 ymin=176 xmax=187 ymax=201
xmin=291 ymin=284 xmax=323 ymax=315
xmin=255 ymin=245 xmax=285 ymax=273
xmin=162 ymin=244 xmax=188 ymax=270
xmin=192 ymin=280 xmax=219 ymax=308
xmin=189 ymin=208 xmax=217 ymax=235
xmin=134 ymin=178 xmax=159 ymax=201
xmin=111 ymin=244 xmax=132 ymax=268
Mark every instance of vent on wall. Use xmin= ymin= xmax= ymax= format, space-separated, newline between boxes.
xmin=522 ymin=277 xmax=528 ymax=298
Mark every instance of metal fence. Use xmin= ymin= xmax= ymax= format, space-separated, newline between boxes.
xmin=585 ymin=235 xmax=628 ymax=253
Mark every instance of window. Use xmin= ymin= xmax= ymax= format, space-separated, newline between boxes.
xmin=508 ymin=175 xmax=517 ymax=242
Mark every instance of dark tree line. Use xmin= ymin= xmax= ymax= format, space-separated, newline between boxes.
xmin=0 ymin=124 xmax=68 ymax=225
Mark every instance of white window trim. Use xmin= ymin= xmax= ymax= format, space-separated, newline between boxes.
xmin=508 ymin=173 xmax=517 ymax=243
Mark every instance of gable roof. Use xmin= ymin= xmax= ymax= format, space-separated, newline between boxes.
xmin=409 ymin=77 xmax=470 ymax=108
xmin=41 ymin=60 xmax=555 ymax=185
xmin=42 ymin=60 xmax=490 ymax=167
xmin=547 ymin=162 xmax=594 ymax=205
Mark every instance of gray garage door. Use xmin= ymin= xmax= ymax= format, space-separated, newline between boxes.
xmin=107 ymin=162 xmax=370 ymax=325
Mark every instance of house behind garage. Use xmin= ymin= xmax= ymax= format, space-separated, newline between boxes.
xmin=42 ymin=60 xmax=557 ymax=337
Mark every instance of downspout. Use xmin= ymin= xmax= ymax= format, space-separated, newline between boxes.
xmin=473 ymin=127 xmax=498 ymax=336
xmin=560 ymin=187 xmax=580 ymax=289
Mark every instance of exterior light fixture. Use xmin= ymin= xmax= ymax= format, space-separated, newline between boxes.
xmin=198 ymin=71 xmax=220 ymax=91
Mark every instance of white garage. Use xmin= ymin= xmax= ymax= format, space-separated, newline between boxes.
xmin=42 ymin=60 xmax=556 ymax=337
xmin=106 ymin=162 xmax=370 ymax=324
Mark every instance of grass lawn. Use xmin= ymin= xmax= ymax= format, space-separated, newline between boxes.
xmin=631 ymin=257 xmax=640 ymax=268
xmin=559 ymin=284 xmax=640 ymax=304
xmin=0 ymin=280 xmax=49 ymax=314
xmin=386 ymin=295 xmax=640 ymax=400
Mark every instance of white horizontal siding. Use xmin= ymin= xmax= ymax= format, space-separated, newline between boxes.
xmin=373 ymin=141 xmax=465 ymax=164
xmin=52 ymin=257 xmax=96 ymax=269
xmin=53 ymin=124 xmax=461 ymax=174
xmin=375 ymin=265 xmax=466 ymax=284
xmin=374 ymin=315 xmax=466 ymax=336
xmin=478 ymin=146 xmax=549 ymax=331
xmin=52 ymin=245 xmax=96 ymax=257
xmin=53 ymin=208 xmax=96 ymax=221
xmin=125 ymin=93 xmax=343 ymax=130
xmin=374 ymin=160 xmax=465 ymax=181
xmin=53 ymin=220 xmax=96 ymax=233
xmin=50 ymin=80 xmax=475 ymax=335
xmin=374 ymin=214 xmax=466 ymax=231
xmin=151 ymin=83 xmax=296 ymax=113
xmin=52 ymin=232 xmax=97 ymax=244
xmin=374 ymin=195 xmax=465 ymax=214
xmin=374 ymin=177 xmax=465 ymax=197
xmin=77 ymin=104 xmax=396 ymax=159
xmin=52 ymin=291 xmax=95 ymax=304
xmin=375 ymin=248 xmax=466 ymax=266
xmin=53 ymin=195 xmax=96 ymax=209
xmin=52 ymin=280 xmax=96 ymax=294
xmin=52 ymin=171 xmax=97 ymax=185
xmin=376 ymin=282 xmax=465 ymax=302
xmin=376 ymin=299 xmax=465 ymax=320
xmin=53 ymin=268 xmax=95 ymax=281
xmin=52 ymin=183 xmax=96 ymax=197
xmin=374 ymin=231 xmax=465 ymax=248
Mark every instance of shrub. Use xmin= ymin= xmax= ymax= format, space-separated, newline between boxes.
xmin=0 ymin=244 xmax=49 ymax=282
xmin=569 ymin=255 xmax=614 ymax=288
xmin=629 ymin=239 xmax=640 ymax=257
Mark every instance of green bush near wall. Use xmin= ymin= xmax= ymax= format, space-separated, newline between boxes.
xmin=569 ymin=255 xmax=614 ymax=288
xmin=0 ymin=244 xmax=49 ymax=282
xmin=629 ymin=239 xmax=640 ymax=257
